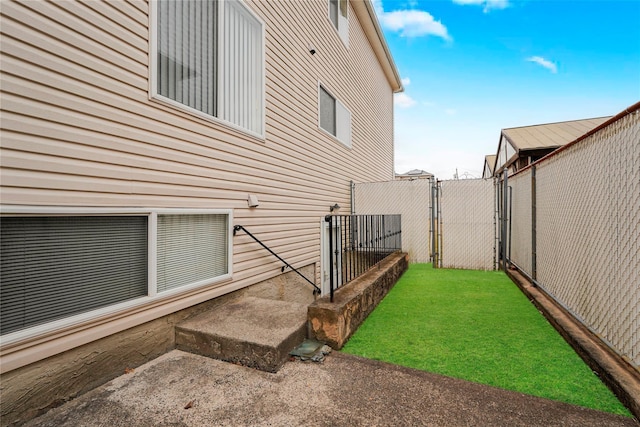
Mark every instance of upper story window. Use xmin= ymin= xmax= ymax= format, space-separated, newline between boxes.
xmin=328 ymin=0 xmax=348 ymax=47
xmin=319 ymin=84 xmax=351 ymax=148
xmin=151 ymin=0 xmax=265 ymax=137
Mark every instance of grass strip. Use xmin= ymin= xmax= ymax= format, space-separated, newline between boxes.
xmin=342 ymin=264 xmax=630 ymax=416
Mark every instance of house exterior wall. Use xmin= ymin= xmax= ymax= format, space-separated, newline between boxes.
xmin=0 ymin=0 xmax=396 ymax=375
xmin=483 ymin=160 xmax=493 ymax=179
xmin=495 ymin=135 xmax=516 ymax=174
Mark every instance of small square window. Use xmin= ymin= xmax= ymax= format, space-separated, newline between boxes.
xmin=320 ymin=86 xmax=337 ymax=136
xmin=319 ymin=85 xmax=351 ymax=148
xmin=328 ymin=0 xmax=348 ymax=46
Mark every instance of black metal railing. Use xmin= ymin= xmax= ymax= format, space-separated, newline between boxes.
xmin=233 ymin=225 xmax=321 ymax=295
xmin=325 ymin=214 xmax=401 ymax=302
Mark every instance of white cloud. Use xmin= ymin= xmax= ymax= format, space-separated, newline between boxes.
xmin=395 ymin=92 xmax=418 ymax=108
xmin=526 ymin=56 xmax=558 ymax=73
xmin=444 ymin=108 xmax=457 ymax=115
xmin=401 ymin=77 xmax=411 ymax=86
xmin=373 ymin=0 xmax=451 ymax=40
xmin=452 ymin=0 xmax=510 ymax=13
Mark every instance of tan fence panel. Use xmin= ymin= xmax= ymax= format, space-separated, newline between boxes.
xmin=509 ymin=169 xmax=532 ymax=276
xmin=353 ymin=179 xmax=431 ymax=263
xmin=440 ymin=179 xmax=495 ymax=270
xmin=515 ymin=111 xmax=639 ymax=368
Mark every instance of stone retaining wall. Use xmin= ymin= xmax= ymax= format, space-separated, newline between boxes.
xmin=308 ymin=252 xmax=408 ymax=349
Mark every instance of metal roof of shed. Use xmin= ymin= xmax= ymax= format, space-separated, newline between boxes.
xmin=484 ymin=154 xmax=496 ymax=170
xmin=502 ymin=116 xmax=612 ymax=151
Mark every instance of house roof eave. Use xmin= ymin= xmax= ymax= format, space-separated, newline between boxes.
xmin=352 ymin=0 xmax=403 ymax=93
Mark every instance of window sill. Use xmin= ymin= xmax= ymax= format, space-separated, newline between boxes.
xmin=149 ymin=94 xmax=267 ymax=143
xmin=0 ymin=273 xmax=234 ymax=373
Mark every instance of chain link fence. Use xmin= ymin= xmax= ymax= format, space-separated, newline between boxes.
xmin=506 ymin=109 xmax=639 ymax=368
xmin=354 ymin=108 xmax=637 ymax=368
xmin=353 ymin=179 xmax=432 ymax=263
xmin=354 ymin=178 xmax=496 ymax=269
xmin=440 ymin=179 xmax=496 ymax=270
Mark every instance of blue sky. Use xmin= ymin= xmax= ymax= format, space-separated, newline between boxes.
xmin=373 ymin=0 xmax=640 ymax=178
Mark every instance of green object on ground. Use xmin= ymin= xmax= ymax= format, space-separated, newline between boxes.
xmin=342 ymin=264 xmax=631 ymax=416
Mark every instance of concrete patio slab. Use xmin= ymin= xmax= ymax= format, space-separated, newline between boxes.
xmin=22 ymin=350 xmax=637 ymax=427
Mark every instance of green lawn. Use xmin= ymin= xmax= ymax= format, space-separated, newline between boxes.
xmin=341 ymin=264 xmax=630 ymax=416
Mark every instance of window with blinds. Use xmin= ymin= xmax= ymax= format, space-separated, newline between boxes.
xmin=0 ymin=216 xmax=148 ymax=336
xmin=328 ymin=0 xmax=349 ymax=46
xmin=319 ymin=86 xmax=336 ymax=136
xmin=319 ymin=84 xmax=351 ymax=148
xmin=0 ymin=211 xmax=232 ymax=337
xmin=157 ymin=214 xmax=229 ymax=293
xmin=154 ymin=0 xmax=264 ymax=136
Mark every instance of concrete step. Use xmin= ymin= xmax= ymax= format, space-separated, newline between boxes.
xmin=175 ymin=296 xmax=308 ymax=373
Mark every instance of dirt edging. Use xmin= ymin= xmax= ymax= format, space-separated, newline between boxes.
xmin=506 ymin=268 xmax=640 ymax=421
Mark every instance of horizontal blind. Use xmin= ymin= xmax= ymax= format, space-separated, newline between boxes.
xmin=0 ymin=216 xmax=148 ymax=335
xmin=157 ymin=214 xmax=228 ymax=293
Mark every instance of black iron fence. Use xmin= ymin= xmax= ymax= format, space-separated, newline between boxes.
xmin=324 ymin=214 xmax=401 ymax=302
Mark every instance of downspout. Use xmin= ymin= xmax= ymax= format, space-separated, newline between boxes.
xmin=350 ymin=180 xmax=355 ymax=215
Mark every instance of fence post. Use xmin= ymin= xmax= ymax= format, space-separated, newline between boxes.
xmin=326 ymin=215 xmax=335 ymax=302
xmin=508 ymin=185 xmax=512 ymax=266
xmin=493 ymin=177 xmax=499 ymax=269
xmin=437 ymin=181 xmax=443 ymax=268
xmin=430 ymin=178 xmax=436 ymax=268
xmin=502 ymin=168 xmax=509 ymax=271
xmin=531 ymin=165 xmax=537 ymax=281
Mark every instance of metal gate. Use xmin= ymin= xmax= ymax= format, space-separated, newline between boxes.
xmin=354 ymin=178 xmax=496 ymax=270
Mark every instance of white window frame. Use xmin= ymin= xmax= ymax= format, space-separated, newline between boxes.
xmin=327 ymin=0 xmax=349 ymax=47
xmin=0 ymin=206 xmax=233 ymax=346
xmin=149 ymin=0 xmax=266 ymax=139
xmin=318 ymin=83 xmax=352 ymax=148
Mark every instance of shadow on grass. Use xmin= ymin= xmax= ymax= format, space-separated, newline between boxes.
xmin=341 ymin=264 xmax=631 ymax=417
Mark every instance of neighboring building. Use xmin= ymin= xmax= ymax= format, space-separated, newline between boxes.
xmin=482 ymin=155 xmax=496 ymax=179
xmin=492 ymin=116 xmax=611 ymax=176
xmin=0 ymin=0 xmax=401 ymax=422
xmin=395 ymin=169 xmax=434 ymax=180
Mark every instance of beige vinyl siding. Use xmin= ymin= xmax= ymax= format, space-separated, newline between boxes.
xmin=0 ymin=0 xmax=395 ymax=367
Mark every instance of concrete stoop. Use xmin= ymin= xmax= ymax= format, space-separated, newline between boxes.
xmin=175 ymin=296 xmax=308 ymax=373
